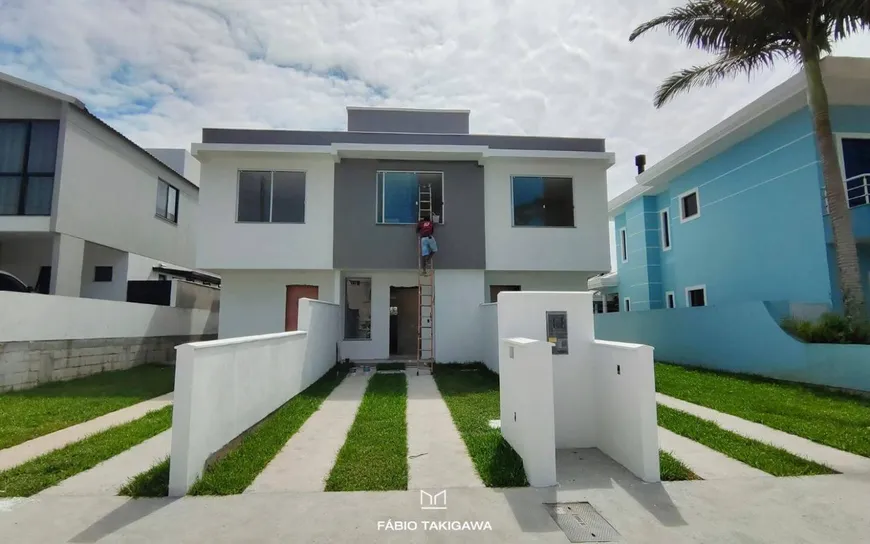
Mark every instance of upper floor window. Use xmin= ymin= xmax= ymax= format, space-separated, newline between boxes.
xmin=679 ymin=188 xmax=700 ymax=222
xmin=619 ymin=227 xmax=628 ymax=262
xmin=660 ymin=209 xmax=671 ymax=250
xmin=0 ymin=120 xmax=59 ymax=216
xmin=511 ymin=176 xmax=574 ymax=227
xmin=156 ymin=179 xmax=179 ymax=223
xmin=376 ymin=171 xmax=443 ymax=224
xmin=237 ymin=170 xmax=306 ymax=223
xmin=686 ymin=285 xmax=707 ymax=307
xmin=841 ymin=137 xmax=870 ymax=208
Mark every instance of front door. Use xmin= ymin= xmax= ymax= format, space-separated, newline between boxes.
xmin=285 ymin=285 xmax=319 ymax=331
xmin=391 ymin=287 xmax=418 ymax=357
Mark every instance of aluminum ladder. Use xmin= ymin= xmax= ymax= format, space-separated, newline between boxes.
xmin=416 ymin=184 xmax=435 ymax=376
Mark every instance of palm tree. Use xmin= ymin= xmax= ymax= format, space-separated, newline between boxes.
xmin=629 ymin=0 xmax=869 ymax=320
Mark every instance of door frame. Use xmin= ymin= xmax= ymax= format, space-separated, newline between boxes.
xmin=285 ymin=284 xmax=319 ymax=331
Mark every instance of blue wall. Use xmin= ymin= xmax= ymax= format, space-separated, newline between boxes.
xmin=594 ymin=303 xmax=870 ymax=392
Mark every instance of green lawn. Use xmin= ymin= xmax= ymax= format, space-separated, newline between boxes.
xmin=325 ymin=373 xmax=408 ymax=491
xmin=0 ymin=406 xmax=173 ymax=497
xmin=119 ymin=457 xmax=170 ymax=497
xmin=433 ymin=364 xmax=528 ymax=488
xmin=659 ymin=450 xmax=699 ymax=481
xmin=189 ymin=367 xmax=349 ymax=495
xmin=0 ymin=364 xmax=175 ymax=450
xmin=658 ymin=404 xmax=835 ymax=476
xmin=656 ymin=362 xmax=870 ymax=457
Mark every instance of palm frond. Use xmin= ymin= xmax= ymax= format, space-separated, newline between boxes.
xmin=653 ymin=44 xmax=793 ymax=107
xmin=629 ymin=0 xmax=750 ymax=52
xmin=825 ymin=0 xmax=870 ymax=40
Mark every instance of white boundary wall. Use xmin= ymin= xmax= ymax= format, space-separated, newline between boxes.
xmin=168 ymin=298 xmax=339 ymax=496
xmin=0 ymin=292 xmax=217 ymax=342
xmin=496 ymin=291 xmax=660 ymax=485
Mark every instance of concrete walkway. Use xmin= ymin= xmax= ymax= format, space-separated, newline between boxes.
xmin=658 ymin=427 xmax=770 ymax=480
xmin=0 ymin=393 xmax=173 ymax=471
xmin=407 ymin=373 xmax=483 ymax=489
xmin=658 ymin=393 xmax=870 ymax=474
xmin=39 ymin=430 xmax=172 ymax=496
xmin=245 ymin=374 xmax=370 ymax=493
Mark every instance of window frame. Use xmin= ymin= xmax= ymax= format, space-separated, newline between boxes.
xmin=835 ymin=132 xmax=870 ymax=209
xmin=0 ymin=119 xmax=59 ymax=216
xmin=343 ymin=277 xmax=373 ymax=341
xmin=624 ymin=298 xmax=631 ymax=312
xmin=236 ymin=169 xmax=307 ymax=224
xmin=665 ymin=291 xmax=675 ymax=309
xmin=660 ymin=208 xmax=672 ymax=251
xmin=685 ymin=285 xmax=707 ymax=307
xmin=510 ymin=175 xmax=576 ymax=228
xmin=375 ymin=170 xmax=445 ymax=225
xmin=155 ymin=179 xmax=180 ymax=224
xmin=678 ymin=188 xmax=701 ymax=223
xmin=619 ymin=227 xmax=628 ymax=263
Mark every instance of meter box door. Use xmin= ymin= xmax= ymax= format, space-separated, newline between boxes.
xmin=546 ymin=311 xmax=569 ymax=355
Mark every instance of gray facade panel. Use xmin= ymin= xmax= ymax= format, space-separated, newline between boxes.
xmin=333 ymin=160 xmax=485 ymax=270
xmin=347 ymin=109 xmax=470 ymax=134
xmin=202 ymin=128 xmax=605 ymax=152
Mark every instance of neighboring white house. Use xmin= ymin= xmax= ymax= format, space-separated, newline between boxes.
xmin=0 ymin=71 xmax=203 ymax=302
xmin=193 ymin=107 xmax=614 ymax=362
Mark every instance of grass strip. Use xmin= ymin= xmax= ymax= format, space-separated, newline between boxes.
xmin=189 ymin=367 xmax=348 ymax=495
xmin=325 ymin=373 xmax=408 ymax=491
xmin=0 ymin=364 xmax=174 ymax=450
xmin=119 ymin=457 xmax=170 ymax=497
xmin=658 ymin=404 xmax=835 ymax=476
xmin=655 ymin=362 xmax=870 ymax=457
xmin=433 ymin=364 xmax=527 ymax=487
xmin=659 ymin=451 xmax=699 ymax=481
xmin=0 ymin=406 xmax=172 ymax=497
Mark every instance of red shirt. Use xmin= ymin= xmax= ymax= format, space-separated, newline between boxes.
xmin=417 ymin=219 xmax=434 ymax=237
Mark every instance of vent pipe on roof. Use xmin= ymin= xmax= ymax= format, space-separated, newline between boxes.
xmin=635 ymin=154 xmax=647 ymax=174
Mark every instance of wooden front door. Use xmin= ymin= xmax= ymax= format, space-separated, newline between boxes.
xmin=285 ymin=285 xmax=319 ymax=331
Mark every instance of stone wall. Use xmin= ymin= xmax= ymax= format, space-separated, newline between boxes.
xmin=0 ymin=334 xmax=217 ymax=392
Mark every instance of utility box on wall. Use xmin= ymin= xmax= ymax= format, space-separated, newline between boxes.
xmin=546 ymin=311 xmax=569 ymax=355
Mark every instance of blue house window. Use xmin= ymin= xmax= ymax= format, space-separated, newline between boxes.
xmin=376 ymin=171 xmax=443 ymax=224
xmin=511 ymin=176 xmax=574 ymax=227
xmin=841 ymin=138 xmax=870 ymax=208
xmin=0 ymin=120 xmax=59 ymax=216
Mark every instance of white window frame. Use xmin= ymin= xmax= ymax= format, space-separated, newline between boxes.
xmin=156 ymin=179 xmax=179 ymax=224
xmin=678 ymin=188 xmax=701 ymax=223
xmin=624 ymin=297 xmax=631 ymax=312
xmin=510 ymin=175 xmax=576 ymax=228
xmin=619 ymin=227 xmax=628 ymax=263
xmin=375 ymin=170 xmax=445 ymax=225
xmin=665 ymin=291 xmax=675 ymax=309
xmin=834 ymin=132 xmax=870 ymax=209
xmin=685 ymin=285 xmax=707 ymax=307
xmin=236 ymin=170 xmax=307 ymax=224
xmin=660 ymin=208 xmax=672 ymax=251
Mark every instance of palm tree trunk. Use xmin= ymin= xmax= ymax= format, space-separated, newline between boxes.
xmin=802 ymin=54 xmax=866 ymax=319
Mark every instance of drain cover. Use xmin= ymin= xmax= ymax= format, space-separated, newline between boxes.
xmin=544 ymin=502 xmax=620 ymax=543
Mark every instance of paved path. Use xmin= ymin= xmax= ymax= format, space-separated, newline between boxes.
xmin=406 ymin=373 xmax=483 ymax=489
xmin=245 ymin=374 xmax=370 ymax=493
xmin=658 ymin=393 xmax=870 ymax=474
xmin=0 ymin=393 xmax=173 ymax=471
xmin=658 ymin=427 xmax=770 ymax=480
xmin=40 ymin=430 xmax=171 ymax=496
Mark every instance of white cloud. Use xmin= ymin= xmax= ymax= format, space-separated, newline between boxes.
xmin=1 ymin=0 xmax=868 ymax=271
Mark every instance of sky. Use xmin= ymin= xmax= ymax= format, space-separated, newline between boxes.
xmin=1 ymin=0 xmax=868 ymax=269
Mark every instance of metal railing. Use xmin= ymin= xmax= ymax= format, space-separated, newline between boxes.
xmin=822 ymin=172 xmax=870 ymax=215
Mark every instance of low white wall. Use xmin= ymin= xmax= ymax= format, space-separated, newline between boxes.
xmin=593 ymin=340 xmax=660 ymax=483
xmin=479 ymin=303 xmax=499 ymax=372
xmin=0 ymin=292 xmax=217 ymax=342
xmin=168 ymin=298 xmax=339 ymax=495
xmin=499 ymin=337 xmax=556 ymax=487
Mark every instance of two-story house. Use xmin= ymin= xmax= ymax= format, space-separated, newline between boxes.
xmin=591 ymin=56 xmax=870 ymax=317
xmin=193 ymin=107 xmax=614 ymax=362
xmin=0 ymin=72 xmax=202 ymax=301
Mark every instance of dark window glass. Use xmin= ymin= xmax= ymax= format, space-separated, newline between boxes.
xmin=0 ymin=122 xmax=27 ymax=173
xmin=688 ymin=288 xmax=706 ymax=307
xmin=512 ymin=176 xmax=574 ymax=227
xmin=271 ymin=171 xmax=306 ymax=223
xmin=27 ymin=121 xmax=59 ymax=172
xmin=681 ymin=192 xmax=699 ymax=218
xmin=94 ymin=266 xmax=113 ymax=282
xmin=0 ymin=176 xmax=21 ymax=215
xmin=155 ymin=179 xmax=179 ymax=223
xmin=0 ymin=121 xmax=57 ymax=216
xmin=238 ymin=171 xmax=272 ymax=222
xmin=620 ymin=229 xmax=627 ymax=260
xmin=625 ymin=299 xmax=631 ymax=312
xmin=667 ymin=293 xmax=675 ymax=308
xmin=376 ymin=171 xmax=444 ymax=224
xmin=0 ymin=273 xmax=28 ymax=292
xmin=25 ymin=176 xmax=54 ymax=215
xmin=661 ymin=211 xmax=671 ymax=248
xmin=842 ymin=138 xmax=870 ymax=179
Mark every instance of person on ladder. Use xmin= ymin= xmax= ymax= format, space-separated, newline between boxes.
xmin=417 ymin=212 xmax=438 ymax=273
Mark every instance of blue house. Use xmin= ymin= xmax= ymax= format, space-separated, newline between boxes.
xmin=591 ymin=56 xmax=870 ymax=316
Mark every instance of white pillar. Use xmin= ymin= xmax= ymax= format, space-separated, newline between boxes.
xmin=50 ymin=234 xmax=84 ymax=297
xmin=602 ymin=292 xmax=609 ymax=313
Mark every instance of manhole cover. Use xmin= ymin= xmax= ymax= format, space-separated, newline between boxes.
xmin=544 ymin=502 xmax=620 ymax=543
